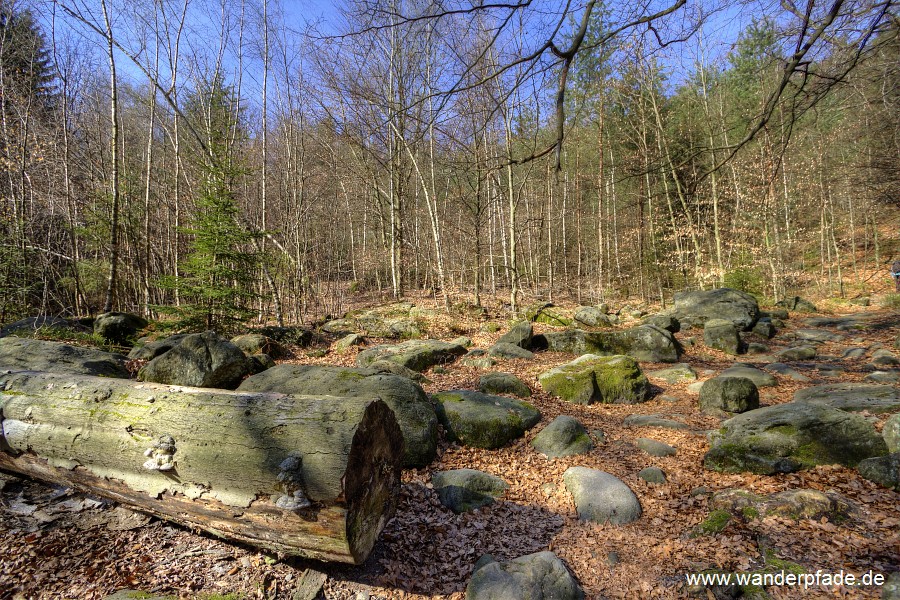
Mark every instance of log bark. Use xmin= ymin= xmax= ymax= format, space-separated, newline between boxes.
xmin=0 ymin=370 xmax=403 ymax=564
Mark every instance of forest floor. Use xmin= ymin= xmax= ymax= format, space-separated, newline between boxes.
xmin=1 ymin=291 xmax=899 ymax=600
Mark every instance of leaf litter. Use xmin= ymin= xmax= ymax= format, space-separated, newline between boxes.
xmin=1 ymin=301 xmax=898 ymax=599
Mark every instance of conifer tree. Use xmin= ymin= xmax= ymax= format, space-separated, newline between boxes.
xmin=158 ymin=76 xmax=260 ymax=332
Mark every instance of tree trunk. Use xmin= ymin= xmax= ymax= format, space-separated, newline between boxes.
xmin=0 ymin=371 xmax=403 ymax=565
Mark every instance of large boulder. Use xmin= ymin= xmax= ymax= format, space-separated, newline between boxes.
xmin=479 ymin=372 xmax=531 ymax=398
xmin=0 ymin=316 xmax=88 ymax=338
xmin=93 ymin=312 xmax=148 ymax=345
xmin=431 ymin=469 xmax=508 ymax=514
xmin=466 ymin=551 xmax=584 ymax=600
xmin=704 ymin=402 xmax=888 ymax=474
xmin=540 ymin=325 xmax=680 ymax=363
xmin=635 ymin=437 xmax=676 ymax=457
xmin=776 ymin=345 xmax=817 ymax=361
xmin=641 ymin=313 xmax=680 ymax=333
xmin=138 ymin=331 xmax=252 ymax=390
xmin=793 ymin=383 xmax=900 ymax=414
xmin=0 ymin=337 xmax=129 ymax=378
xmin=432 ymin=390 xmax=540 ymax=449
xmin=719 ymin=364 xmax=777 ymax=387
xmin=539 ymin=330 xmax=595 ymax=354
xmin=710 ymin=488 xmax=853 ymax=522
xmin=238 ymin=364 xmax=438 ymax=467
xmin=538 ymin=354 xmax=651 ymax=405
xmin=600 ymin=324 xmax=681 ymax=362
xmin=884 ymin=413 xmax=900 ymax=453
xmin=522 ymin=303 xmax=571 ymax=327
xmin=488 ymin=343 xmax=535 ymax=360
xmin=128 ymin=334 xmax=189 ymax=360
xmin=857 ymin=453 xmax=900 ymax=491
xmin=673 ymin=288 xmax=760 ymax=330
xmin=531 ymin=416 xmax=593 ymax=458
xmin=573 ymin=306 xmax=611 ymax=328
xmin=563 ymin=467 xmax=642 ymax=525
xmin=356 ymin=339 xmax=467 ymax=372
xmin=252 ymin=325 xmax=312 ymax=346
xmin=699 ymin=377 xmax=760 ymax=414
xmin=230 ymin=334 xmax=288 ymax=359
xmin=703 ymin=319 xmax=742 ymax=355
xmin=776 ymin=296 xmax=817 ymax=313
xmin=792 ymin=328 xmax=843 ymax=343
xmin=496 ymin=321 xmax=533 ymax=349
xmin=648 ymin=363 xmax=697 ymax=384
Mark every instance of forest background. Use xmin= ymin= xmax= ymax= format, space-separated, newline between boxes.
xmin=1 ymin=0 xmax=898 ymax=331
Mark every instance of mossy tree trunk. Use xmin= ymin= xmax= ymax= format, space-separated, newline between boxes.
xmin=0 ymin=370 xmax=403 ymax=564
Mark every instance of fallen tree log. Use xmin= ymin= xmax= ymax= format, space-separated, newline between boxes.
xmin=0 ymin=370 xmax=403 ymax=564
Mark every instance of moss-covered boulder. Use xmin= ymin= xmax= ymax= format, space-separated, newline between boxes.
xmin=0 ymin=336 xmax=129 ymax=378
xmin=857 ymin=453 xmax=900 ymax=491
xmin=94 ymin=312 xmax=148 ymax=345
xmin=238 ymin=364 xmax=438 ymax=467
xmin=673 ymin=288 xmax=760 ymax=330
xmin=793 ymin=383 xmax=900 ymax=414
xmin=433 ymin=390 xmax=540 ymax=449
xmin=356 ymin=339 xmax=467 ymax=372
xmin=602 ymin=324 xmax=681 ymax=362
xmin=720 ymin=364 xmax=777 ymax=387
xmin=703 ymin=319 xmax=742 ymax=355
xmin=531 ymin=416 xmax=593 ymax=458
xmin=230 ymin=333 xmax=288 ymax=358
xmin=641 ymin=313 xmax=680 ymax=333
xmin=479 ymin=372 xmax=531 ymax=398
xmin=648 ymin=363 xmax=697 ymax=384
xmin=540 ymin=330 xmax=598 ymax=354
xmin=488 ymin=343 xmax=535 ymax=360
xmin=523 ymin=303 xmax=571 ymax=327
xmin=573 ymin=306 xmax=611 ymax=328
xmin=252 ymin=325 xmax=313 ymax=346
xmin=495 ymin=321 xmax=533 ymax=349
xmin=335 ymin=333 xmax=365 ymax=352
xmin=138 ymin=331 xmax=251 ymax=389
xmin=776 ymin=345 xmax=817 ymax=361
xmin=884 ymin=413 xmax=900 ymax=453
xmin=776 ymin=296 xmax=817 ymax=312
xmin=0 ymin=315 xmax=88 ymax=338
xmin=128 ymin=334 xmax=189 ymax=360
xmin=752 ymin=319 xmax=777 ymax=339
xmin=538 ymin=354 xmax=652 ymax=405
xmin=704 ymin=402 xmax=888 ymax=474
xmin=542 ymin=326 xmax=682 ymax=363
xmin=699 ymin=376 xmax=760 ymax=414
xmin=432 ymin=469 xmax=508 ymax=514
xmin=710 ymin=488 xmax=854 ymax=522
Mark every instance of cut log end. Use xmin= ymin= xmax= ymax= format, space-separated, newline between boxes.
xmin=345 ymin=399 xmax=404 ymax=563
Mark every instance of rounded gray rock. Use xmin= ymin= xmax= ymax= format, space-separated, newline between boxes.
xmin=699 ymin=376 xmax=759 ymax=414
xmin=138 ymin=331 xmax=251 ymax=390
xmin=563 ymin=467 xmax=642 ymax=525
xmin=466 ymin=551 xmax=584 ymax=600
xmin=531 ymin=416 xmax=593 ymax=458
xmin=433 ymin=390 xmax=541 ymax=449
xmin=479 ymin=371 xmax=532 ymax=398
xmin=703 ymin=319 xmax=741 ymax=355
xmin=635 ymin=437 xmax=676 ymax=457
xmin=432 ymin=469 xmax=508 ymax=514
xmin=638 ymin=467 xmax=667 ymax=484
